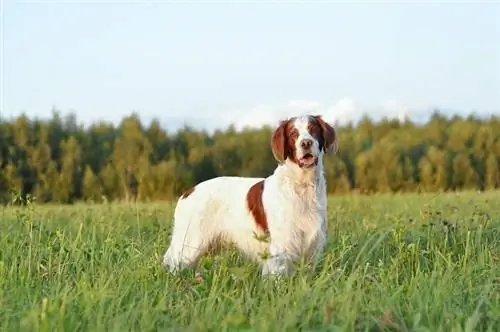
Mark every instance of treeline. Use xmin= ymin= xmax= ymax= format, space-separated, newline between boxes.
xmin=0 ymin=110 xmax=499 ymax=204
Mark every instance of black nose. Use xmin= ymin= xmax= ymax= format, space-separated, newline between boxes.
xmin=300 ymin=139 xmax=313 ymax=149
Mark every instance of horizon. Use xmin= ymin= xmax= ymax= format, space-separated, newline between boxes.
xmin=1 ymin=106 xmax=497 ymax=135
xmin=3 ymin=1 xmax=500 ymax=132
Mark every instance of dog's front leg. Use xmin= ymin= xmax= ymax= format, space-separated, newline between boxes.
xmin=261 ymin=234 xmax=297 ymax=277
xmin=261 ymin=248 xmax=295 ymax=277
xmin=303 ymin=216 xmax=327 ymax=272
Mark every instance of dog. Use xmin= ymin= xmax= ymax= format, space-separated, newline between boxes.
xmin=162 ymin=114 xmax=338 ymax=276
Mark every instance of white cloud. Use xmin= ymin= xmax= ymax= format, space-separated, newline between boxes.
xmin=213 ymin=98 xmax=427 ymax=131
xmin=323 ymin=98 xmax=359 ymax=125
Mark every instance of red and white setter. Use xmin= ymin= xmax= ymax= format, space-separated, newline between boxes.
xmin=162 ymin=115 xmax=338 ymax=277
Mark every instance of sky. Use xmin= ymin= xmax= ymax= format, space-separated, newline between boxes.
xmin=2 ymin=0 xmax=500 ymax=131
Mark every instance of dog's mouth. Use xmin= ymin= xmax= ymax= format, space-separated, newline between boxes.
xmin=298 ymin=153 xmax=317 ymax=168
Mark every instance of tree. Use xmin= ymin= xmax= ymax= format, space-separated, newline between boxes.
xmin=111 ymin=114 xmax=152 ymax=202
xmin=324 ymin=156 xmax=351 ymax=194
xmin=82 ymin=165 xmax=103 ymax=202
xmin=485 ymin=154 xmax=499 ymax=190
xmin=56 ymin=136 xmax=82 ymax=203
xmin=99 ymin=163 xmax=120 ymax=201
xmin=419 ymin=146 xmax=448 ymax=192
xmin=472 ymin=125 xmax=495 ymax=189
xmin=451 ymin=152 xmax=479 ymax=190
xmin=354 ymin=152 xmax=378 ymax=194
xmin=29 ymin=125 xmax=58 ymax=202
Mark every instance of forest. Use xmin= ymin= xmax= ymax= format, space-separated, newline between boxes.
xmin=0 ymin=110 xmax=499 ymax=204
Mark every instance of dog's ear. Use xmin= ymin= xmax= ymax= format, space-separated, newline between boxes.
xmin=313 ymin=115 xmax=338 ymax=154
xmin=271 ymin=120 xmax=288 ymax=162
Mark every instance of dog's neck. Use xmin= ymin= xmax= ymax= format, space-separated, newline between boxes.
xmin=277 ymin=156 xmax=325 ymax=188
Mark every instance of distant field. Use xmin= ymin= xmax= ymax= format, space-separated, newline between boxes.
xmin=1 ymin=192 xmax=499 ymax=331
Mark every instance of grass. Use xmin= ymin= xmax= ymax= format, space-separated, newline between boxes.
xmin=0 ymin=191 xmax=499 ymax=332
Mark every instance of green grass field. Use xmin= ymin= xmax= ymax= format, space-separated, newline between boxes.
xmin=1 ymin=192 xmax=499 ymax=332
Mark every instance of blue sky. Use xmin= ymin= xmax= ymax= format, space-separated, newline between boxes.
xmin=2 ymin=1 xmax=500 ymax=131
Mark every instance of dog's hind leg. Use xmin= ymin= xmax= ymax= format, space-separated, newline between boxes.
xmin=162 ymin=215 xmax=209 ymax=274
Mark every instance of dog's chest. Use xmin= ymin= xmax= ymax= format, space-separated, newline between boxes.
xmin=293 ymin=183 xmax=322 ymax=207
xmin=284 ymin=190 xmax=325 ymax=257
xmin=288 ymin=185 xmax=324 ymax=230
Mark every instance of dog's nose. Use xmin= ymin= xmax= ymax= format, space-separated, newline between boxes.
xmin=300 ymin=139 xmax=313 ymax=149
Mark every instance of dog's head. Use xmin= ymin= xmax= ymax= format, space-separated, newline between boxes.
xmin=271 ymin=115 xmax=338 ymax=169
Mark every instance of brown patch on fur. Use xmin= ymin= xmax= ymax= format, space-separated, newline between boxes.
xmin=271 ymin=119 xmax=289 ymax=162
xmin=180 ymin=186 xmax=195 ymax=199
xmin=271 ymin=117 xmax=299 ymax=164
xmin=246 ymin=180 xmax=268 ymax=232
xmin=307 ymin=117 xmax=324 ymax=144
xmin=312 ymin=115 xmax=337 ymax=153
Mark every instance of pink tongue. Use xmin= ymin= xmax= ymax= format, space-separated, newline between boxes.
xmin=299 ymin=156 xmax=314 ymax=166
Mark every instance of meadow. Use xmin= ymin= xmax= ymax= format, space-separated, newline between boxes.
xmin=0 ymin=191 xmax=499 ymax=332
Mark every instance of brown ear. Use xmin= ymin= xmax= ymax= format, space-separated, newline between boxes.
xmin=314 ymin=115 xmax=338 ymax=154
xmin=271 ymin=120 xmax=288 ymax=162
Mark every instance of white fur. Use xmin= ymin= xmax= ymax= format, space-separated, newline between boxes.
xmin=162 ymin=116 xmax=332 ymax=277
